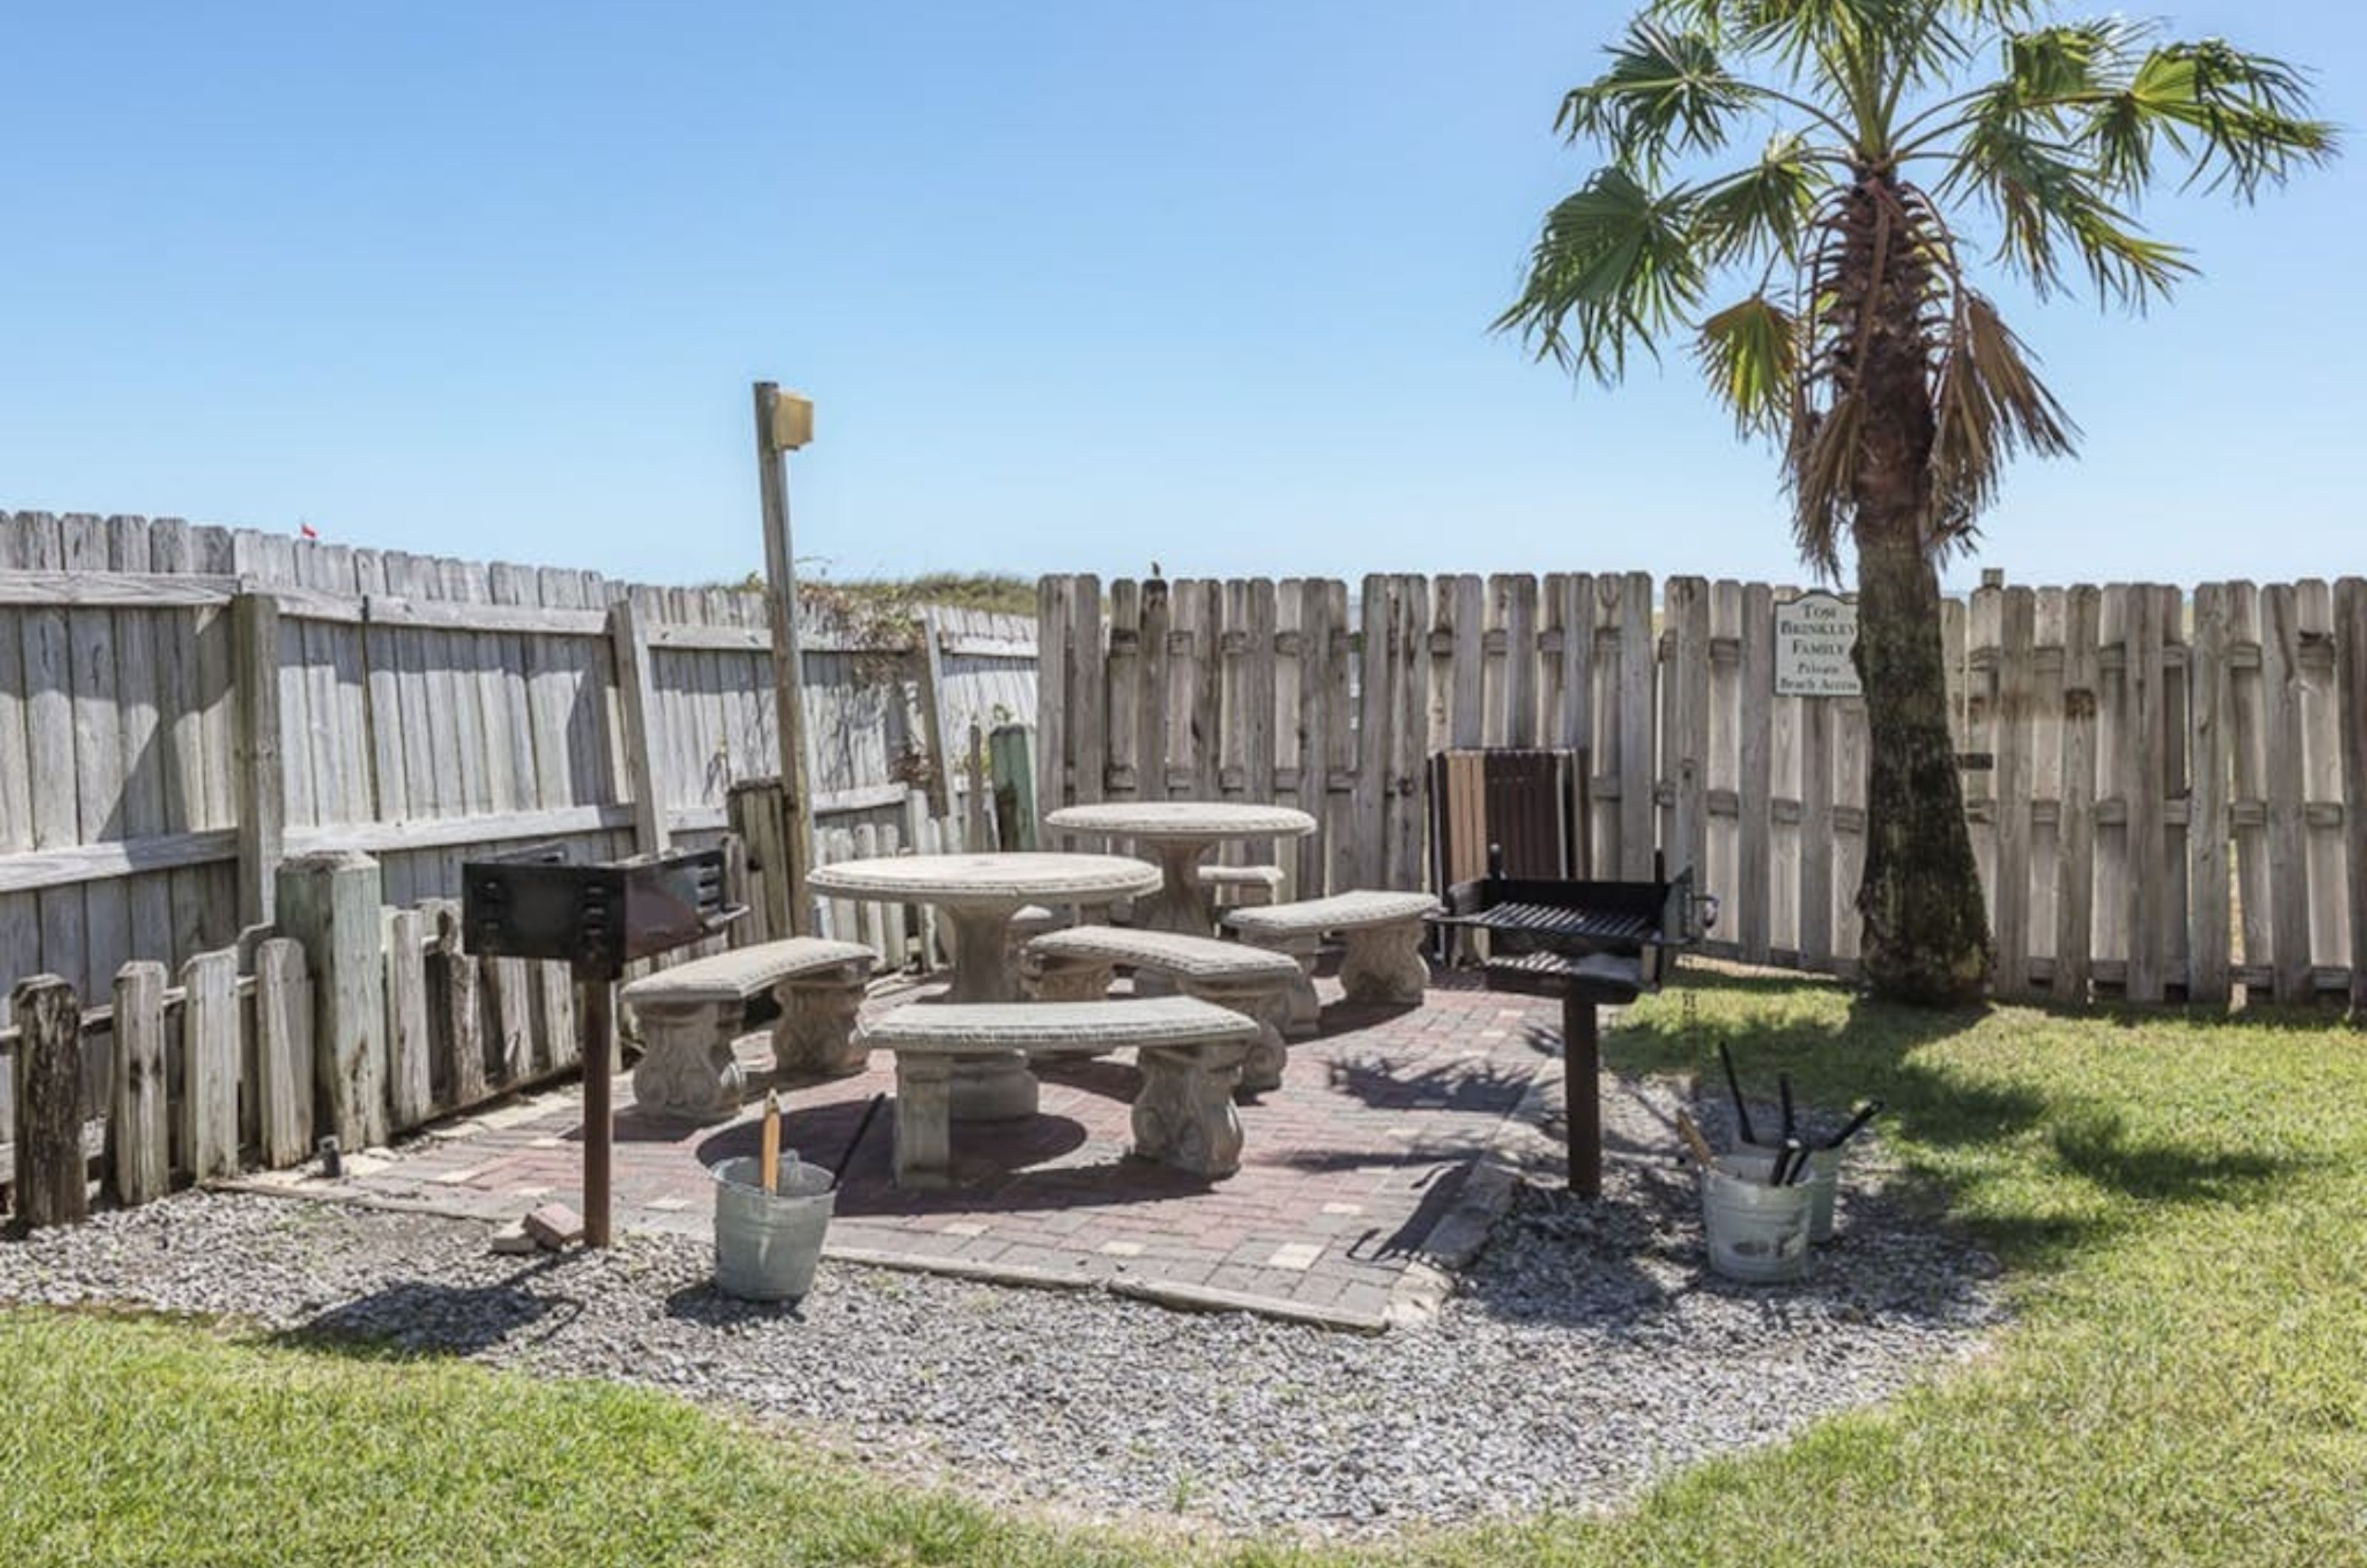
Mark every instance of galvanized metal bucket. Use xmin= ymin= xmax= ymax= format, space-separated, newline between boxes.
xmin=710 ymin=1155 xmax=835 ymax=1301
xmin=1701 ymin=1153 xmax=1812 ymax=1284
xmin=1740 ymin=1138 xmax=1844 ymax=1243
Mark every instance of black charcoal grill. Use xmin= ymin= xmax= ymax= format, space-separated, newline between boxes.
xmin=463 ymin=845 xmax=743 ymax=1246
xmin=1431 ymin=851 xmax=1715 ymax=1195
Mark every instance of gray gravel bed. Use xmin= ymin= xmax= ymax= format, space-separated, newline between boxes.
xmin=0 ymin=1078 xmax=2005 ymax=1542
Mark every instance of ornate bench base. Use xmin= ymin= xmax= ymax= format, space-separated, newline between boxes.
xmin=1339 ymin=922 xmax=1429 ymax=1006
xmin=1024 ymin=953 xmax=1293 ymax=1092
xmin=630 ymin=1001 xmax=749 ymax=1123
xmin=624 ymin=942 xmax=875 ymax=1122
xmin=866 ymin=998 xmax=1257 ymax=1187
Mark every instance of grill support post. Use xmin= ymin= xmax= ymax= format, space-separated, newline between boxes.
xmin=464 ymin=845 xmax=738 ymax=1251
xmin=581 ymin=965 xmax=615 ymax=1248
xmin=1563 ymin=993 xmax=1601 ymax=1198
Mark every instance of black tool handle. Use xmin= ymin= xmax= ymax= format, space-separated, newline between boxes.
xmin=1718 ymin=1040 xmax=1757 ymax=1146
xmin=1770 ymin=1136 xmax=1803 ymax=1186
xmin=830 ymin=1092 xmax=888 ymax=1190
xmin=1820 ymin=1099 xmax=1884 ymax=1151
xmin=1778 ymin=1072 xmax=1796 ymax=1141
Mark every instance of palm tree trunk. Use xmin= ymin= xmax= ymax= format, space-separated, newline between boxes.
xmin=1851 ymin=520 xmax=1990 ymax=1003
xmin=1835 ymin=175 xmax=1991 ymax=1004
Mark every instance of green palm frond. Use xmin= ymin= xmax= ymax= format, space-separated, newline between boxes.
xmin=1559 ymin=21 xmax=1754 ymax=175
xmin=1691 ymin=132 xmax=1827 ymax=265
xmin=2116 ymin=41 xmax=2340 ymax=199
xmin=1945 ymin=97 xmax=2195 ymax=304
xmin=1695 ymin=294 xmax=1799 ymax=434
xmin=1723 ymin=0 xmax=1968 ymax=92
xmin=1494 ymin=168 xmax=1706 ymax=382
xmin=2001 ymin=17 xmax=2146 ymax=105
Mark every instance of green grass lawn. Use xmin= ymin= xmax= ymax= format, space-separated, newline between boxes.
xmin=7 ymin=973 xmax=2365 ymax=1567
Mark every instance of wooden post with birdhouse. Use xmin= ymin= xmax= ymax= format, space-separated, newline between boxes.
xmin=753 ymin=382 xmax=819 ymax=936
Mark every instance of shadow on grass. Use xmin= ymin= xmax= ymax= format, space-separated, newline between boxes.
xmin=2049 ymin=1106 xmax=2296 ymax=1206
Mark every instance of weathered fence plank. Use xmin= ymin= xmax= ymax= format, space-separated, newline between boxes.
xmin=1663 ymin=577 xmax=1710 ymax=893
xmin=608 ymin=598 xmax=666 ymax=855
xmin=178 ymin=948 xmax=239 ymax=1181
xmin=1035 ymin=576 xmax=1068 ymax=833
xmin=2124 ymin=585 xmax=2169 ymax=1003
xmin=484 ymin=956 xmax=533 ymax=1086
xmin=233 ymin=591 xmax=286 ymax=928
xmin=1735 ymin=583 xmax=1774 ymax=963
xmin=2186 ymin=584 xmax=2232 ymax=1004
xmin=109 ymin=960 xmax=170 ymax=1205
xmin=2337 ymin=578 xmax=2367 ymax=1018
xmin=1389 ymin=575 xmax=1431 ymax=890
xmin=1103 ymin=583 xmax=1141 ymax=802
xmin=385 ymin=908 xmax=432 ymax=1129
xmin=255 ymin=936 xmax=313 ymax=1168
xmin=2298 ymin=580 xmax=2346 ymax=991
xmin=1798 ymin=686 xmax=1835 ymax=972
xmin=276 ymin=851 xmax=388 ymax=1149
xmin=12 ymin=975 xmax=86 ymax=1226
xmin=428 ymin=901 xmax=484 ymax=1110
xmin=2262 ymin=584 xmax=2312 ymax=1001
xmin=1993 ymin=587 xmax=2036 ymax=998
xmin=1614 ymin=574 xmax=1655 ymax=879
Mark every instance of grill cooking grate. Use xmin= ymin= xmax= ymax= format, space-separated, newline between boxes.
xmin=1438 ymin=901 xmax=1660 ymax=946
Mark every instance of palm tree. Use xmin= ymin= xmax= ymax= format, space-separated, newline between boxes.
xmin=1498 ymin=1 xmax=2334 ymax=1004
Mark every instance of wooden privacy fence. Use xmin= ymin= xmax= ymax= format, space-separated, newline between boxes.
xmin=0 ymin=510 xmax=1036 ymax=1022
xmin=1036 ymin=573 xmax=2367 ymax=1010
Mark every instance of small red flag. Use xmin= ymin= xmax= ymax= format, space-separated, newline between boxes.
xmin=299 ymin=523 xmax=319 ymax=540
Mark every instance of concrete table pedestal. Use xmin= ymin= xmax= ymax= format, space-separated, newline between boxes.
xmin=809 ymin=852 xmax=1163 ymax=1123
xmin=1045 ymin=802 xmax=1317 ymax=955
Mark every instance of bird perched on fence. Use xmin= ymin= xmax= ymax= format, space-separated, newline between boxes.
xmin=1150 ymin=561 xmax=1163 ymax=578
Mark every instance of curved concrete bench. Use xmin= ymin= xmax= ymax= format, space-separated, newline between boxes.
xmin=859 ymin=997 xmax=1256 ymax=1186
xmin=621 ymin=938 xmax=875 ymax=1121
xmin=1223 ymin=890 xmax=1442 ymax=1028
xmin=1021 ymin=925 xmax=1301 ymax=1093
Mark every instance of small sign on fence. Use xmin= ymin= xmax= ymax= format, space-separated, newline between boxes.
xmin=1775 ymin=592 xmax=1862 ymax=697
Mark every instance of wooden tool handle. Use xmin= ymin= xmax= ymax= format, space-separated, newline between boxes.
xmin=1675 ymin=1109 xmax=1716 ymax=1169
xmin=760 ymin=1091 xmax=782 ymax=1195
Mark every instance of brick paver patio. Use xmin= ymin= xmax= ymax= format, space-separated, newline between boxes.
xmin=241 ymin=970 xmax=1570 ymax=1331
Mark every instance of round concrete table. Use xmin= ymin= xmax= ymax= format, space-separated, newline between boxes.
xmin=810 ymin=852 xmax=1161 ymax=1004
xmin=1045 ymin=802 xmax=1316 ymax=937
xmin=809 ymin=852 xmax=1161 ymax=1121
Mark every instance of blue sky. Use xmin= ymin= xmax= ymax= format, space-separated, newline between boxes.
xmin=4 ymin=3 xmax=2360 ymax=592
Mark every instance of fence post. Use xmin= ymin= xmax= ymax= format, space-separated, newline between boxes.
xmin=110 ymin=961 xmax=170 ymax=1206
xmin=254 ymin=936 xmax=314 ymax=1167
xmin=383 ymin=908 xmax=432 ymax=1130
xmin=2338 ymin=577 xmax=2367 ymax=1021
xmin=277 ymin=851 xmax=388 ymax=1150
xmin=178 ymin=948 xmax=240 ymax=1181
xmin=964 ymin=720 xmax=993 ymax=848
xmin=912 ymin=606 xmax=954 ymax=817
xmin=232 ymin=589 xmax=285 ymax=928
xmin=10 ymin=974 xmax=87 ymax=1229
xmin=607 ymin=598 xmax=667 ymax=856
xmin=989 ymin=724 xmax=1038 ymax=851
